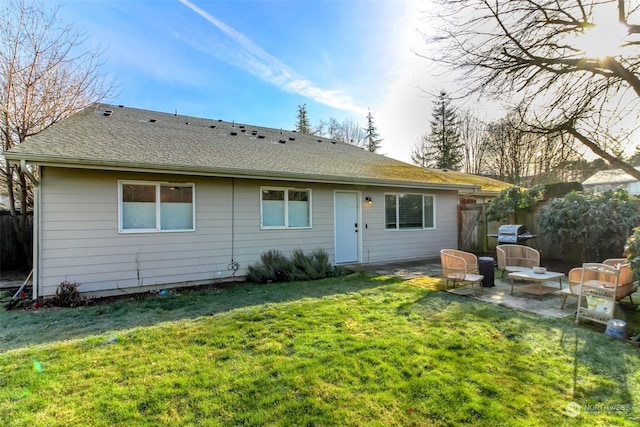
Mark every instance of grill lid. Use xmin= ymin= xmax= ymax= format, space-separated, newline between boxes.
xmin=498 ymin=224 xmax=527 ymax=236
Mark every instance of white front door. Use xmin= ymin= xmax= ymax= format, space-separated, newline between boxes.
xmin=335 ymin=191 xmax=360 ymax=263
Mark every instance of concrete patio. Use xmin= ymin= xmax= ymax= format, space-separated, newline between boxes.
xmin=446 ymin=276 xmax=574 ymax=318
xmin=348 ymin=258 xmax=583 ymax=319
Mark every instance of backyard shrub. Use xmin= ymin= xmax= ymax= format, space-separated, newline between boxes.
xmin=246 ymin=249 xmax=292 ymax=283
xmin=624 ymin=227 xmax=640 ymax=284
xmin=291 ymin=248 xmax=332 ymax=280
xmin=542 ymin=182 xmax=583 ymax=199
xmin=539 ymin=189 xmax=640 ymax=263
xmin=51 ymin=280 xmax=84 ymax=307
xmin=247 ymin=248 xmax=333 ymax=283
xmin=486 ymin=185 xmax=543 ymax=222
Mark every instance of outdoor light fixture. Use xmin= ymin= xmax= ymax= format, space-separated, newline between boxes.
xmin=365 ymin=196 xmax=373 ymax=204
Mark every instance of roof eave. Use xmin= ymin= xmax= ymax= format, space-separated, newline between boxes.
xmin=6 ymin=154 xmax=479 ymax=192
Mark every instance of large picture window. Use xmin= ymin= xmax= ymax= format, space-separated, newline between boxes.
xmin=385 ymin=193 xmax=435 ymax=230
xmin=119 ymin=181 xmax=194 ymax=232
xmin=261 ymin=187 xmax=311 ymax=228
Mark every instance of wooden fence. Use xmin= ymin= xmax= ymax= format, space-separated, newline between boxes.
xmin=458 ymin=202 xmax=563 ymax=260
xmin=0 ymin=211 xmax=33 ymax=272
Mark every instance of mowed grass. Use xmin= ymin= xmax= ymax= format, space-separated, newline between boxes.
xmin=1 ymin=273 xmax=639 ymax=426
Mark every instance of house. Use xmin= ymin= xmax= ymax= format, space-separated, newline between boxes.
xmin=582 ymin=168 xmax=640 ymax=195
xmin=4 ymin=104 xmax=510 ymax=298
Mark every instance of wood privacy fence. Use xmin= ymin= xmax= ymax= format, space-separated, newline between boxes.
xmin=458 ymin=202 xmax=563 ymax=261
xmin=0 ymin=211 xmax=33 ymax=272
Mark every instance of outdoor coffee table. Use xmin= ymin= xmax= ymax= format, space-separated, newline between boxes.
xmin=509 ymin=269 xmax=564 ymax=300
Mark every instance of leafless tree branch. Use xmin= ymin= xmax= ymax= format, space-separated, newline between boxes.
xmin=0 ymin=0 xmax=116 ymax=262
xmin=427 ymin=0 xmax=640 ymax=180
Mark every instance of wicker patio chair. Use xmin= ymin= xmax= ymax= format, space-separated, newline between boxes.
xmin=560 ymin=259 xmax=636 ymax=309
xmin=440 ymin=249 xmax=484 ymax=291
xmin=496 ymin=244 xmax=540 ymax=278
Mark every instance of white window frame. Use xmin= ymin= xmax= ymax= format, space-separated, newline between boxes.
xmin=260 ymin=186 xmax=312 ymax=229
xmin=384 ymin=192 xmax=436 ymax=231
xmin=118 ymin=180 xmax=196 ymax=233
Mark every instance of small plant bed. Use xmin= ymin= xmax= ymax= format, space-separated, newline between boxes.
xmin=246 ymin=248 xmax=345 ymax=283
xmin=1 ymin=274 xmax=639 ymax=426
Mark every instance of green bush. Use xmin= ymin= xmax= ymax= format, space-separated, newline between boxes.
xmin=539 ymin=189 xmax=640 ymax=263
xmin=542 ymin=182 xmax=583 ymax=199
xmin=246 ymin=249 xmax=293 ymax=283
xmin=486 ymin=185 xmax=543 ymax=222
xmin=246 ymin=248 xmax=334 ymax=283
xmin=624 ymin=227 xmax=640 ymax=284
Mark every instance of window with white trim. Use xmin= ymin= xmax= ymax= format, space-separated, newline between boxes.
xmin=385 ymin=193 xmax=435 ymax=230
xmin=119 ymin=181 xmax=195 ymax=232
xmin=261 ymin=187 xmax=311 ymax=228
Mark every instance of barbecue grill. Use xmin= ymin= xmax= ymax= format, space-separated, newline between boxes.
xmin=490 ymin=224 xmax=537 ymax=244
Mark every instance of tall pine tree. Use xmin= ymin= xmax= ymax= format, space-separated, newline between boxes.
xmin=364 ymin=109 xmax=383 ymax=153
xmin=295 ymin=104 xmax=311 ymax=134
xmin=411 ymin=91 xmax=463 ymax=170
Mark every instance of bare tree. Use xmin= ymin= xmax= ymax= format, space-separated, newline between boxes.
xmin=410 ymin=138 xmax=430 ymax=168
xmin=314 ymin=117 xmax=340 ymax=139
xmin=428 ymin=0 xmax=640 ymax=180
xmin=458 ymin=109 xmax=488 ymax=175
xmin=482 ymin=108 xmax=581 ymax=184
xmin=315 ymin=116 xmax=366 ymax=146
xmin=0 ymin=0 xmax=114 ymax=262
xmin=483 ymin=113 xmax=537 ymax=184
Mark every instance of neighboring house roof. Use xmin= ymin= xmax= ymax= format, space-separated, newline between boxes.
xmin=5 ymin=104 xmax=510 ymax=194
xmin=582 ymin=168 xmax=640 ymax=186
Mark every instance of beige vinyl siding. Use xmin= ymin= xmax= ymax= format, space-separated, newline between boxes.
xmin=37 ymin=169 xmax=337 ymax=296
xmin=38 ymin=168 xmax=234 ymax=296
xmin=230 ymin=180 xmax=334 ymax=260
xmin=359 ymin=187 xmax=458 ymax=264
xmin=36 ymin=168 xmax=460 ymax=296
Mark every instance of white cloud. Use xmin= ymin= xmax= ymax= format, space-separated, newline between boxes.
xmin=178 ymin=0 xmax=367 ymax=116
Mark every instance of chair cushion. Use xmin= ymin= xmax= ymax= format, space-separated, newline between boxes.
xmin=464 ymin=274 xmax=484 ymax=282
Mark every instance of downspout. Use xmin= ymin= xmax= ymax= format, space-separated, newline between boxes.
xmin=20 ymin=160 xmax=40 ymax=300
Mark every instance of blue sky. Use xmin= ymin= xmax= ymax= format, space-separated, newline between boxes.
xmin=56 ymin=0 xmax=440 ymax=162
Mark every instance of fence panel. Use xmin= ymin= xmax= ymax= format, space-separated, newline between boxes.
xmin=458 ymin=203 xmax=487 ymax=253
xmin=0 ymin=211 xmax=33 ymax=272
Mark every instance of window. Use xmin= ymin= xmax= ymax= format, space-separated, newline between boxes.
xmin=385 ymin=193 xmax=435 ymax=230
xmin=119 ymin=181 xmax=194 ymax=232
xmin=261 ymin=187 xmax=311 ymax=228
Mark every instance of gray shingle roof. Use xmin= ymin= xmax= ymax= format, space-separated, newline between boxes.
xmin=5 ymin=103 xmax=510 ymax=192
xmin=582 ymin=168 xmax=640 ymax=185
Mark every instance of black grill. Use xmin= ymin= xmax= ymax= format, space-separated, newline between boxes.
xmin=495 ymin=224 xmax=536 ymax=244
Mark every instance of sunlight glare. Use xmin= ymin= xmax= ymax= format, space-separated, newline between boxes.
xmin=575 ymin=6 xmax=628 ymax=59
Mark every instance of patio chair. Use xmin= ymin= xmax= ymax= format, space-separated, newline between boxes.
xmin=559 ymin=267 xmax=584 ymax=309
xmin=440 ymin=249 xmax=484 ymax=291
xmin=496 ymin=245 xmax=540 ymax=278
xmin=602 ymin=259 xmax=636 ymax=304
xmin=561 ymin=258 xmax=636 ymax=309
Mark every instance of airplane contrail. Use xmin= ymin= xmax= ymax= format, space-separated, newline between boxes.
xmin=178 ymin=0 xmax=367 ymax=115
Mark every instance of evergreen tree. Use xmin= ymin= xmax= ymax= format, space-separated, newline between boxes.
xmin=364 ymin=109 xmax=383 ymax=153
xmin=630 ymin=146 xmax=640 ymax=166
xmin=295 ymin=104 xmax=311 ymax=134
xmin=412 ymin=91 xmax=463 ymax=170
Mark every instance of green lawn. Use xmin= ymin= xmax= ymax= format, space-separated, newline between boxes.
xmin=1 ymin=273 xmax=639 ymax=426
